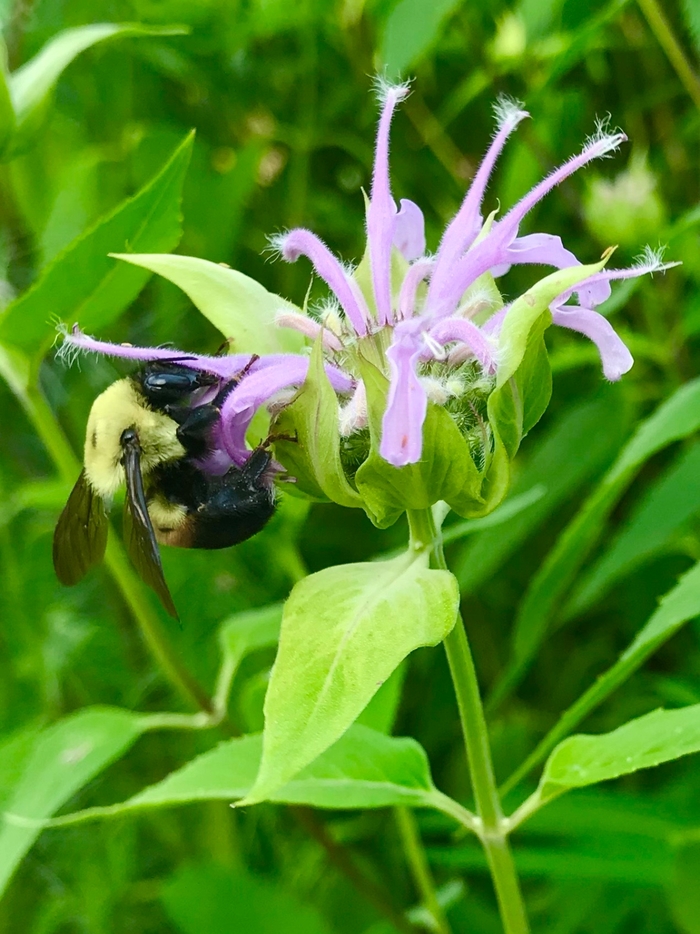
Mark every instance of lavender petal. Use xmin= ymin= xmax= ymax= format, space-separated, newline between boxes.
xmin=276 ymin=229 xmax=371 ymax=336
xmin=219 ymin=356 xmax=353 ymax=463
xmin=368 ymin=85 xmax=408 ymax=326
xmin=429 ymin=317 xmax=498 ymax=373
xmin=380 ymin=328 xmax=427 ymax=466
xmin=394 ymin=199 xmax=426 ymax=262
xmin=551 ymin=305 xmax=633 ymax=380
xmin=429 ymin=100 xmax=528 ymax=305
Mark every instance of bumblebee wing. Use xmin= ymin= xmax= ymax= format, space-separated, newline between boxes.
xmin=121 ymin=430 xmax=179 ymax=620
xmin=53 ymin=470 xmax=108 ymax=585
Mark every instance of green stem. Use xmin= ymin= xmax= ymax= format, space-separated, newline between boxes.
xmin=395 ymin=806 xmax=452 ymax=934
xmin=636 ymin=0 xmax=700 ymax=113
xmin=407 ymin=509 xmax=530 ymax=934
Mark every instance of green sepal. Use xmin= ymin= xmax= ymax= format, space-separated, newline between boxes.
xmin=487 ymin=256 xmax=610 ymax=477
xmin=355 ymin=357 xmax=483 ymax=528
xmin=272 ymin=338 xmax=363 ymax=508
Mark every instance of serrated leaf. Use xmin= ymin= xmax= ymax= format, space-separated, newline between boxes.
xmin=540 ymin=705 xmax=700 ymax=801
xmin=0 ymin=707 xmax=145 ymax=896
xmin=0 ymin=133 xmax=193 ymax=354
xmin=6 ymin=24 xmax=187 ymax=158
xmin=243 ymin=551 xmax=459 ymax=803
xmin=110 ymin=252 xmax=303 ymax=354
xmin=28 ymin=726 xmax=448 ymax=823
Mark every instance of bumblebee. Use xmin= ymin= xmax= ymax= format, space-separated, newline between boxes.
xmin=53 ymin=359 xmax=276 ymax=619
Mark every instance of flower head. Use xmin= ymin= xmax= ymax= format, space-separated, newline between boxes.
xmin=58 ymin=83 xmax=678 ymax=527
xmin=274 ymin=87 xmax=677 ymax=467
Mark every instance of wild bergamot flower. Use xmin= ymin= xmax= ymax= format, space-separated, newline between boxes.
xmin=61 ymin=80 xmax=676 ymax=507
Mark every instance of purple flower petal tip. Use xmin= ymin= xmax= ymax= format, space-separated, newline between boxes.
xmin=394 ymin=199 xmax=426 ymax=262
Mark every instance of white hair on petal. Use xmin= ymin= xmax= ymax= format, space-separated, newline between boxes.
xmin=632 ymin=244 xmax=682 ymax=275
xmin=492 ymin=95 xmax=528 ymax=132
xmin=584 ymin=115 xmax=627 ymax=158
xmin=54 ymin=324 xmax=86 ymax=367
xmin=372 ymin=74 xmax=412 ymax=107
xmin=264 ymin=230 xmax=290 ymax=261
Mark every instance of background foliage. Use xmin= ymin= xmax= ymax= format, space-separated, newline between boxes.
xmin=1 ymin=0 xmax=700 ymax=931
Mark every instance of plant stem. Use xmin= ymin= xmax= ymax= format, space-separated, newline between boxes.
xmin=636 ymin=0 xmax=700 ymax=113
xmin=407 ymin=509 xmax=530 ymax=934
xmin=292 ymin=807 xmax=417 ymax=934
xmin=395 ymin=806 xmax=453 ymax=934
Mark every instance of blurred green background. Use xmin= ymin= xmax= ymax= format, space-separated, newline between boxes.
xmin=1 ymin=0 xmax=700 ymax=931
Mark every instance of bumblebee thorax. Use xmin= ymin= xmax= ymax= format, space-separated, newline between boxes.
xmin=83 ymin=379 xmax=186 ymax=497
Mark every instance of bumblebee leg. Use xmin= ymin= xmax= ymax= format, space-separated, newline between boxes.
xmin=241 ymin=446 xmax=274 ymax=486
xmin=261 ymin=430 xmax=299 ymax=447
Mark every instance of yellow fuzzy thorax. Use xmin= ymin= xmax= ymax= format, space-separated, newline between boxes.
xmin=83 ymin=379 xmax=186 ymax=498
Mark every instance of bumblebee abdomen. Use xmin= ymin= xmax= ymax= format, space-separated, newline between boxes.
xmin=192 ymin=487 xmax=276 ymax=549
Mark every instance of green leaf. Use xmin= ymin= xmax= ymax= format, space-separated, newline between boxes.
xmin=357 ymin=661 xmax=407 ymax=733
xmin=682 ymin=0 xmax=700 ymax=54
xmin=30 ymin=726 xmax=449 ymax=821
xmin=218 ymin=603 xmax=283 ymax=670
xmin=135 ymin=724 xmax=439 ymax=811
xmin=110 ymin=253 xmax=303 ymax=355
xmin=453 ymin=392 xmax=629 ymax=593
xmin=355 ymin=357 xmax=482 ymax=527
xmin=496 ymin=262 xmax=608 ymax=386
xmin=0 ymin=707 xmax=144 ymax=897
xmin=0 ymin=41 xmax=15 ymax=158
xmin=380 ymin=0 xmax=463 ymax=76
xmin=565 ymin=442 xmax=700 ymax=618
xmin=6 ymin=24 xmax=187 ymax=158
xmin=0 ymin=133 xmax=193 ymax=354
xmin=490 ymin=376 xmax=700 ymax=709
xmin=501 ymin=559 xmax=700 ymax=794
xmin=243 ymin=550 xmax=459 ymax=803
xmin=272 ymin=338 xmax=363 ymax=507
xmin=0 ymin=724 xmax=42 ymax=812
xmin=162 ymin=862 xmax=334 ymax=934
xmin=540 ymin=704 xmax=700 ymax=802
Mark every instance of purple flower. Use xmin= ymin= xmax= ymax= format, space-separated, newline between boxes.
xmin=274 ymin=83 xmax=676 ymax=466
xmin=59 ymin=325 xmax=353 ymax=467
xmin=60 ymin=82 xmax=677 ymax=496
